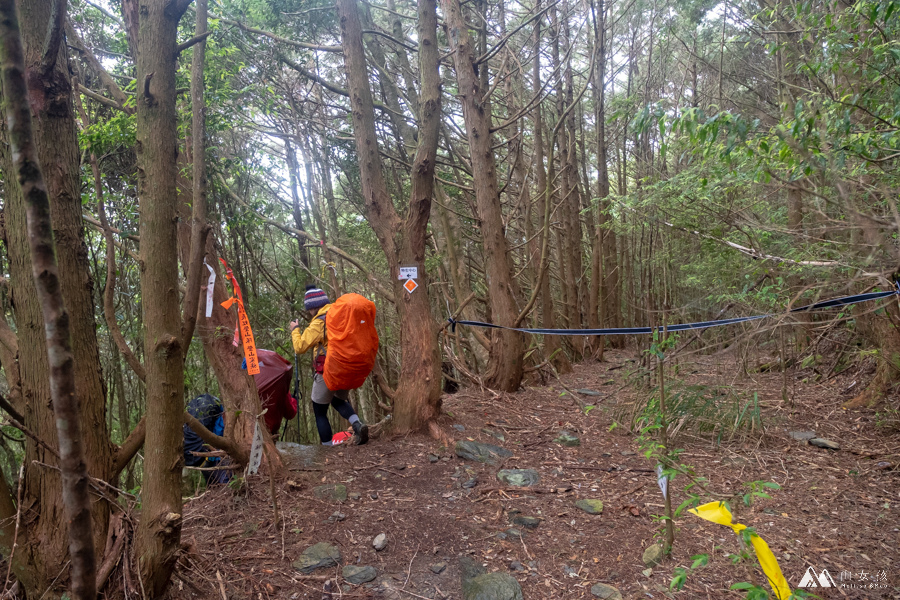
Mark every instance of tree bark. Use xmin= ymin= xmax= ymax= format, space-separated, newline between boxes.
xmin=0 ymin=1 xmax=97 ymax=597
xmin=182 ymin=0 xmax=210 ymax=352
xmin=0 ymin=0 xmax=112 ymax=596
xmin=129 ymin=0 xmax=191 ymax=594
xmin=442 ymin=0 xmax=525 ymax=391
xmin=336 ymin=0 xmax=443 ymax=431
xmin=530 ymin=2 xmax=570 ymax=374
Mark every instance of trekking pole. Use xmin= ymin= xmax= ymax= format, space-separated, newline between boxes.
xmin=294 ymin=353 xmax=302 ymax=442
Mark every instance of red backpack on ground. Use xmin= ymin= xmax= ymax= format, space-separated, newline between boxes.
xmin=323 ymin=293 xmax=379 ymax=391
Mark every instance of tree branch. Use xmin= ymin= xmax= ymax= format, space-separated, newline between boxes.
xmin=183 ymin=412 xmax=249 ymax=466
xmin=208 ymin=11 xmax=342 ymax=52
xmin=475 ymin=0 xmax=557 ymax=66
xmin=67 ymin=22 xmax=133 ymax=112
xmin=112 ymin=417 xmax=145 ymax=477
xmin=175 ymin=29 xmax=213 ymax=55
xmin=218 ymin=174 xmax=396 ymax=304
xmin=363 ymin=28 xmax=417 ymax=52
xmin=0 ymin=393 xmax=25 ymax=429
xmin=76 ymin=83 xmax=128 ymax=112
xmin=74 ymin=91 xmax=147 ymax=383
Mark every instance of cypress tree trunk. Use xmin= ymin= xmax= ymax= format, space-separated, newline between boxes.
xmin=0 ymin=1 xmax=99 ymax=597
xmin=128 ymin=0 xmax=191 ymax=594
xmin=336 ymin=0 xmax=443 ymax=432
xmin=0 ymin=0 xmax=111 ymax=596
xmin=442 ymin=0 xmax=525 ymax=391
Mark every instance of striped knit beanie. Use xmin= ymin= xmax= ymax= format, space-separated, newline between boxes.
xmin=304 ymin=285 xmax=329 ymax=311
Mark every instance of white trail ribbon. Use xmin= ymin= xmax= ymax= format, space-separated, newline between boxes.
xmin=656 ymin=464 xmax=668 ymax=500
xmin=204 ymin=258 xmax=216 ymax=318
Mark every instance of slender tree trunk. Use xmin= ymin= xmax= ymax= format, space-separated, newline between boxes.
xmin=443 ymin=0 xmax=525 ymax=391
xmin=0 ymin=2 xmax=98 ymax=598
xmin=531 ymin=1 xmax=570 ymax=373
xmin=129 ymin=0 xmax=191 ymax=594
xmin=183 ymin=0 xmax=210 ymax=351
xmin=285 ymin=139 xmax=312 ymax=277
xmin=0 ymin=0 xmax=111 ymax=596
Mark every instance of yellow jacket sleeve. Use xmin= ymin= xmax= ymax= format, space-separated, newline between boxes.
xmin=291 ymin=305 xmax=330 ymax=355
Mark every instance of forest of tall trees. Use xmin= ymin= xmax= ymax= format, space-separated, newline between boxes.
xmin=0 ymin=0 xmax=897 ymax=596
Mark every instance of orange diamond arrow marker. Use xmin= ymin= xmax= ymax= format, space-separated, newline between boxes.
xmin=403 ymin=278 xmax=418 ymax=294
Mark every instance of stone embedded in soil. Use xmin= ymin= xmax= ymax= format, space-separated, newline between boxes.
xmin=504 ymin=528 xmax=525 ymax=539
xmin=591 ymin=583 xmax=623 ymax=599
xmin=276 ymin=442 xmax=325 ymax=468
xmin=554 ymin=430 xmax=581 ymax=447
xmin=342 ymin=565 xmax=377 ymax=584
xmin=453 ymin=424 xmax=466 ymax=432
xmin=292 ymin=542 xmax=341 ymax=574
xmin=430 ymin=562 xmax=448 ymax=574
xmin=463 ymin=477 xmax=478 ymax=488
xmin=497 ymin=469 xmax=540 ymax=487
xmin=619 ymin=450 xmax=636 ymax=456
xmin=789 ymin=430 xmax=817 ymax=441
xmin=509 ymin=561 xmax=525 ymax=572
xmin=576 ymin=389 xmax=602 ymax=396
xmin=481 ymin=427 xmax=506 ymax=442
xmin=428 ymin=454 xmax=440 ymax=463
xmin=642 ymin=544 xmax=664 ymax=567
xmin=455 ymin=440 xmax=512 ymax=465
xmin=463 ymin=573 xmax=524 ymax=600
xmin=575 ymin=499 xmax=604 ymax=515
xmin=348 ymin=492 xmax=361 ymax=500
xmin=373 ymin=533 xmax=388 ymax=551
xmin=809 ymin=437 xmax=840 ymax=450
xmin=329 ymin=512 xmax=346 ymax=522
xmin=460 ymin=556 xmax=524 ymax=600
xmin=508 ymin=511 xmax=542 ymax=529
xmin=314 ymin=484 xmax=348 ymax=502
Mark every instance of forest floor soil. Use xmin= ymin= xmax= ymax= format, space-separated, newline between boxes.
xmin=171 ymin=349 xmax=900 ymax=600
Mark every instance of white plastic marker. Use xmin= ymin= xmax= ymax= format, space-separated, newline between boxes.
xmin=204 ymin=258 xmax=216 ymax=317
xmin=656 ymin=464 xmax=668 ymax=500
xmin=247 ymin=421 xmax=263 ymax=475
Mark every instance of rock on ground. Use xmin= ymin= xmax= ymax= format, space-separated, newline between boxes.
xmin=342 ymin=565 xmax=377 ymax=584
xmin=313 ymin=484 xmax=348 ymax=502
xmin=455 ymin=440 xmax=513 ymax=465
xmin=292 ymin=542 xmax=341 ymax=574
xmin=591 ymin=583 xmax=623 ymax=599
xmin=554 ymin=431 xmax=581 ymax=446
xmin=642 ymin=544 xmax=663 ymax=567
xmin=496 ymin=469 xmax=540 ymax=487
xmin=575 ymin=499 xmax=604 ymax=515
xmin=373 ymin=533 xmax=388 ymax=550
xmin=809 ymin=437 xmax=840 ymax=450
xmin=460 ymin=556 xmax=524 ymax=600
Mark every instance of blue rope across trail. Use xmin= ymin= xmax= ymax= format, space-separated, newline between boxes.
xmin=447 ymin=288 xmax=900 ymax=336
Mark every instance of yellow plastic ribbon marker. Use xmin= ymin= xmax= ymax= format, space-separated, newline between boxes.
xmin=689 ymin=501 xmax=792 ymax=600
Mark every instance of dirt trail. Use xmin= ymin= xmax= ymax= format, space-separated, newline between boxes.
xmin=174 ymin=350 xmax=900 ymax=599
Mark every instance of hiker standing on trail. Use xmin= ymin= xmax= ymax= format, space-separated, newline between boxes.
xmin=290 ymin=285 xmax=370 ymax=446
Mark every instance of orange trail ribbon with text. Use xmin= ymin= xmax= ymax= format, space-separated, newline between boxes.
xmin=219 ymin=258 xmax=260 ymax=375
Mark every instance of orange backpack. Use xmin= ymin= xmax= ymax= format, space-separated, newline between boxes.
xmin=323 ymin=293 xmax=379 ymax=391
